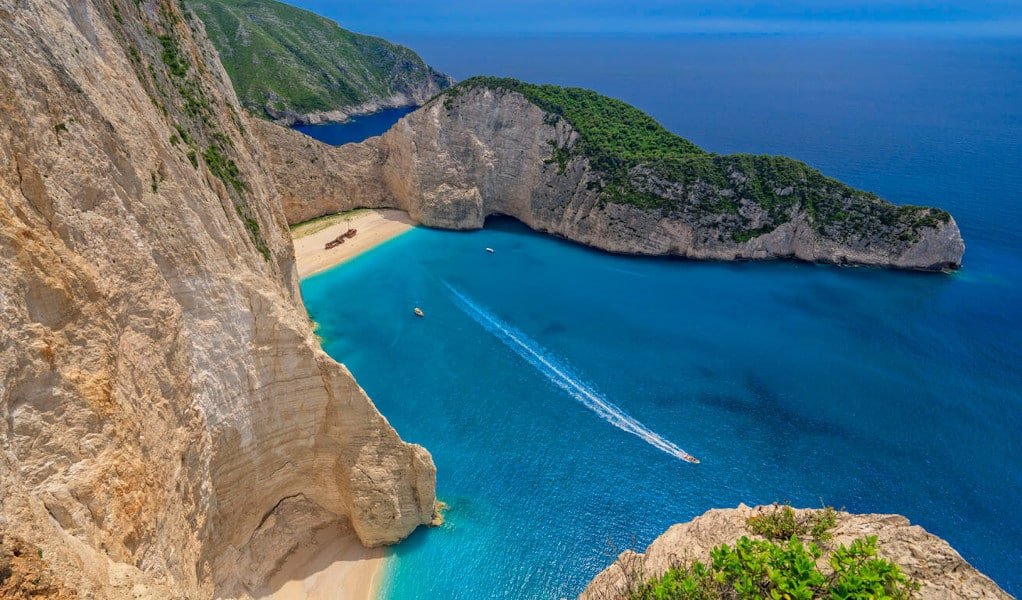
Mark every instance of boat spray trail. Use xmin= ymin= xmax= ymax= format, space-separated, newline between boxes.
xmin=445 ymin=283 xmax=699 ymax=464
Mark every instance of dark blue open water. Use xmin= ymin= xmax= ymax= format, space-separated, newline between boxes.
xmin=293 ymin=106 xmax=416 ymax=145
xmin=298 ymin=35 xmax=1022 ymax=598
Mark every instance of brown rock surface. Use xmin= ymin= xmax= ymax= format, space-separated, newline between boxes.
xmin=0 ymin=536 xmax=77 ymax=600
xmin=0 ymin=0 xmax=434 ymax=597
xmin=580 ymin=505 xmax=1011 ymax=600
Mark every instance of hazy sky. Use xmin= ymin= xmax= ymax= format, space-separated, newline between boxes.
xmin=285 ymin=0 xmax=1022 ymax=37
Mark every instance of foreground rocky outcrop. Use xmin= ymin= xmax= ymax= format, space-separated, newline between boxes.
xmin=0 ymin=0 xmax=434 ymax=597
xmin=581 ymin=505 xmax=1010 ymax=600
xmin=257 ymin=80 xmax=964 ymax=271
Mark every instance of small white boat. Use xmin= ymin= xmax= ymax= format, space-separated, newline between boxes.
xmin=413 ymin=307 xmax=424 ymax=317
xmin=485 ymin=247 xmax=495 ymax=253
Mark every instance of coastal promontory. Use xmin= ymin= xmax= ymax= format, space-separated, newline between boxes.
xmin=258 ymin=77 xmax=964 ymax=271
xmin=187 ymin=0 xmax=453 ymax=124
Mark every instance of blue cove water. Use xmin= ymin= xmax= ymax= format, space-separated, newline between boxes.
xmin=292 ymin=106 xmax=416 ymax=145
xmin=299 ymin=36 xmax=1022 ymax=597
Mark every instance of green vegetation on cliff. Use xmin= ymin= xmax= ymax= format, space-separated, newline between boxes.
xmin=187 ymin=0 xmax=452 ymax=119
xmin=632 ymin=536 xmax=915 ymax=600
xmin=630 ymin=507 xmax=915 ymax=600
xmin=443 ymin=77 xmax=951 ymax=245
xmin=112 ymin=0 xmax=269 ymax=259
xmin=442 ymin=76 xmax=703 ymax=165
xmin=747 ymin=505 xmax=838 ymax=542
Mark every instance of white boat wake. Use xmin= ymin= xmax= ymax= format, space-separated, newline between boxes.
xmin=444 ymin=283 xmax=699 ymax=464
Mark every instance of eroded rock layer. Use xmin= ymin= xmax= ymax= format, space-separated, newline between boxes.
xmin=580 ymin=505 xmax=1010 ymax=600
xmin=258 ymin=84 xmax=964 ymax=271
xmin=0 ymin=0 xmax=434 ymax=597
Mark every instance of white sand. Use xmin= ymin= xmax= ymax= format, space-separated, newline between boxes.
xmin=293 ymin=209 xmax=416 ymax=278
xmin=256 ymin=523 xmax=387 ymax=600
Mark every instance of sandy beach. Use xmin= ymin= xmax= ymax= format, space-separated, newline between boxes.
xmin=281 ymin=209 xmax=411 ymax=600
xmin=256 ymin=522 xmax=386 ymax=600
xmin=293 ymin=209 xmax=416 ymax=278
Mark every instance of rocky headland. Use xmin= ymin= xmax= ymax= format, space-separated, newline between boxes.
xmin=581 ymin=505 xmax=1011 ymax=599
xmin=258 ymin=78 xmax=964 ymax=271
xmin=0 ymin=0 xmax=434 ymax=597
xmin=187 ymin=0 xmax=453 ymax=125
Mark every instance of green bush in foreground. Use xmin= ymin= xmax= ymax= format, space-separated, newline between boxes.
xmin=632 ymin=535 xmax=916 ymax=600
xmin=748 ymin=505 xmax=838 ymax=542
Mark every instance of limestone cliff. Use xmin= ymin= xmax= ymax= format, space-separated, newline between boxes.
xmin=581 ymin=505 xmax=1010 ymax=599
xmin=0 ymin=0 xmax=434 ymax=597
xmin=258 ymin=81 xmax=964 ymax=271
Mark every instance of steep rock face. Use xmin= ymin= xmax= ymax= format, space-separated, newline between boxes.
xmin=253 ymin=118 xmax=395 ymax=222
xmin=581 ymin=505 xmax=1010 ymax=600
xmin=0 ymin=0 xmax=434 ymax=597
xmin=258 ymin=86 xmax=964 ymax=271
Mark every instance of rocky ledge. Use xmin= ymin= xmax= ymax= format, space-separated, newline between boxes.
xmin=257 ymin=78 xmax=965 ymax=271
xmin=580 ymin=505 xmax=1010 ymax=599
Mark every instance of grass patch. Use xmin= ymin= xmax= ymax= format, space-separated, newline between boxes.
xmin=203 ymin=143 xmax=246 ymax=193
xmin=236 ymin=207 xmax=270 ymax=260
xmin=747 ymin=505 xmax=838 ymax=543
xmin=289 ymin=209 xmax=370 ymax=239
xmin=158 ymin=34 xmax=188 ymax=79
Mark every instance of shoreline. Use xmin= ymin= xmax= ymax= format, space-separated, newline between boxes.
xmin=293 ymin=208 xmax=416 ymax=278
xmin=288 ymin=208 xmax=414 ymax=598
xmin=283 ymin=210 xmax=409 ymax=600
xmin=256 ymin=522 xmax=387 ymax=600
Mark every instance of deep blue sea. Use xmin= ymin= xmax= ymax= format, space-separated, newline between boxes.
xmin=298 ymin=35 xmax=1022 ymax=598
xmin=293 ymin=106 xmax=416 ymax=145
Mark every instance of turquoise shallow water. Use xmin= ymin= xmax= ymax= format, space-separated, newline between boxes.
xmin=303 ymin=220 xmax=1021 ymax=598
xmin=299 ymin=36 xmax=1022 ymax=597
